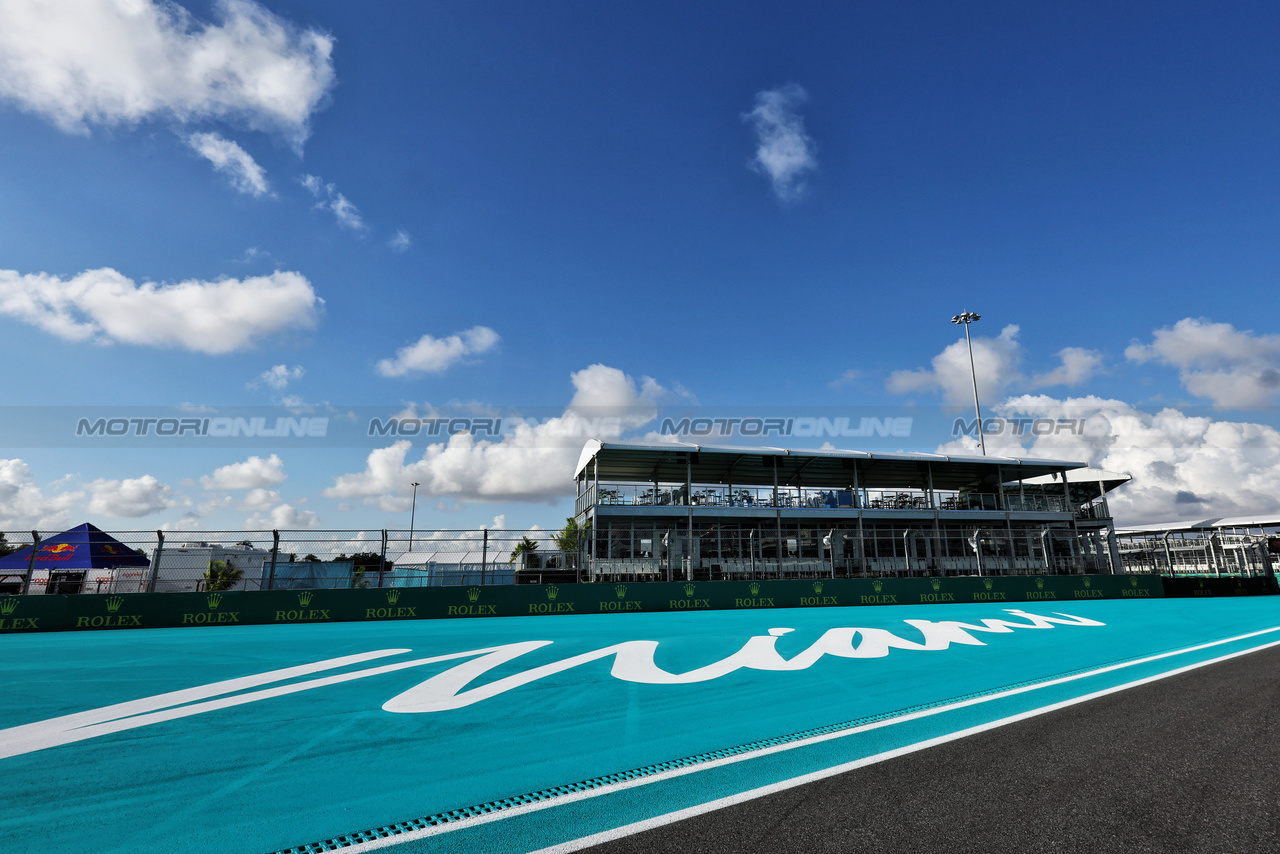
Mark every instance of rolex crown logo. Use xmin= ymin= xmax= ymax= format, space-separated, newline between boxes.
xmin=872 ymin=579 xmax=883 ymax=592
xmin=929 ymin=578 xmax=941 ymax=591
xmin=546 ymin=585 xmax=559 ymax=600
xmin=1130 ymin=576 xmax=1138 ymax=587
xmin=466 ymin=587 xmax=481 ymax=603
xmin=748 ymin=582 xmax=761 ymax=596
xmin=1035 ymin=577 xmax=1044 ymax=589
xmin=0 ymin=598 xmax=16 ymax=615
xmin=812 ymin=581 xmax=824 ymax=594
xmin=615 ymin=584 xmax=627 ymax=598
xmin=982 ymin=578 xmax=993 ymax=590
xmin=385 ymin=589 xmax=401 ymax=605
xmin=297 ymin=592 xmax=313 ymax=607
xmin=1083 ymin=577 xmax=1092 ymax=588
xmin=206 ymin=593 xmax=222 ymax=609
xmin=106 ymin=596 xmax=124 ymax=612
xmin=684 ymin=583 xmax=695 ymax=596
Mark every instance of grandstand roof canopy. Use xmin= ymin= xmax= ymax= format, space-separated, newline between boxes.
xmin=1018 ymin=468 xmax=1131 ymax=502
xmin=1115 ymin=515 xmax=1280 ymax=534
xmin=575 ymin=440 xmax=1088 ymax=491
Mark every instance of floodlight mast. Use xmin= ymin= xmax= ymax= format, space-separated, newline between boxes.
xmin=409 ymin=482 xmax=421 ymax=550
xmin=951 ymin=311 xmax=986 ymax=455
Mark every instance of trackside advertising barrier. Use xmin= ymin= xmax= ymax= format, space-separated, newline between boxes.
xmin=0 ymin=574 xmax=1172 ymax=634
xmin=1161 ymin=576 xmax=1279 ymax=598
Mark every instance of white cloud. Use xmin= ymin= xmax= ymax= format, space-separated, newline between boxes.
xmin=388 ymin=229 xmax=412 ymax=252
xmin=887 ymin=323 xmax=1024 ymax=406
xmin=0 ymin=0 xmax=334 ymax=148
xmin=937 ymin=394 xmax=1280 ymax=526
xmin=199 ymin=454 xmax=286 ymax=490
xmin=377 ymin=326 xmax=500 ymax=377
xmin=743 ymin=84 xmax=817 ymax=203
xmin=240 ymin=488 xmax=280 ymax=511
xmin=325 ymin=364 xmax=667 ymax=506
xmin=1031 ymin=347 xmax=1105 ymax=388
xmin=253 ymin=364 xmax=304 ymax=390
xmin=1125 ymin=318 xmax=1280 ymax=407
xmin=246 ymin=502 xmax=318 ymax=529
xmin=186 ymin=131 xmax=270 ymax=196
xmin=86 ymin=474 xmax=187 ymax=518
xmin=0 ymin=267 xmax=321 ymax=352
xmin=301 ymin=174 xmax=365 ymax=231
xmin=0 ymin=459 xmax=83 ymax=529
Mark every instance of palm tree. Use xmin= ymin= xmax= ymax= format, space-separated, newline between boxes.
xmin=554 ymin=517 xmax=591 ymax=568
xmin=204 ymin=559 xmax=244 ymax=592
xmin=509 ymin=536 xmax=539 ymax=565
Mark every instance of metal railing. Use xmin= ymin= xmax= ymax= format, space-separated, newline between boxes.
xmin=583 ymin=484 xmax=1070 ymax=513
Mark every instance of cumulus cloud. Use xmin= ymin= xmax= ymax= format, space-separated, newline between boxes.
xmin=1125 ymin=318 xmax=1280 ymax=407
xmin=325 ymin=364 xmax=667 ymax=507
xmin=937 ymin=394 xmax=1280 ymax=526
xmin=186 ymin=131 xmax=270 ymax=196
xmin=301 ymin=174 xmax=364 ymax=230
xmin=888 ymin=323 xmax=1024 ymax=406
xmin=0 ymin=0 xmax=334 ymax=148
xmin=253 ymin=364 xmax=304 ymax=390
xmin=743 ymin=84 xmax=817 ymax=203
xmin=388 ymin=229 xmax=412 ymax=252
xmin=1031 ymin=347 xmax=1105 ymax=388
xmin=377 ymin=326 xmax=500 ymax=377
xmin=86 ymin=474 xmax=187 ymax=517
xmin=246 ymin=502 xmax=318 ymax=529
xmin=0 ymin=459 xmax=83 ymax=529
xmin=0 ymin=267 xmax=321 ymax=352
xmin=199 ymin=454 xmax=286 ymax=490
xmin=240 ymin=488 xmax=281 ymax=511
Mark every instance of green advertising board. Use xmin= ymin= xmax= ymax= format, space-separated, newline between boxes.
xmin=0 ymin=573 xmax=1178 ymax=634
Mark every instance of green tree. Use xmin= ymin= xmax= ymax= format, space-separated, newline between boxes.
xmin=203 ymin=559 xmax=243 ymax=592
xmin=554 ymin=518 xmax=591 ymax=568
xmin=346 ymin=552 xmax=388 ymax=588
xmin=508 ymin=536 xmax=539 ymax=564
xmin=0 ymin=533 xmax=18 ymax=558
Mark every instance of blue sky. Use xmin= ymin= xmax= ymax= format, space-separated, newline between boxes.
xmin=3 ymin=0 xmax=1280 ymax=533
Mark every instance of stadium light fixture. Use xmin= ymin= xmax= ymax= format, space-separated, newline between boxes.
xmin=409 ymin=482 xmax=420 ymax=550
xmin=951 ymin=311 xmax=986 ymax=455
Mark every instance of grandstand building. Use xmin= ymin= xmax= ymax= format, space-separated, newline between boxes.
xmin=573 ymin=441 xmax=1127 ymax=581
xmin=1114 ymin=516 xmax=1278 ymax=577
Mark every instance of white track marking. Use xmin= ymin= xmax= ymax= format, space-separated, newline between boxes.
xmin=322 ymin=625 xmax=1280 ymax=853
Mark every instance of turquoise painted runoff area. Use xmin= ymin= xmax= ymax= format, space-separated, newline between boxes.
xmin=2 ymin=598 xmax=1279 ymax=853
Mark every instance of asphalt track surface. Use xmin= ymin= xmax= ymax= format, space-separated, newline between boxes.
xmin=580 ymin=642 xmax=1280 ymax=854
xmin=3 ymin=597 xmax=1280 ymax=853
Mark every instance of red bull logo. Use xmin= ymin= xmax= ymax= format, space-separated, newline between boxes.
xmin=101 ymin=545 xmax=122 ymax=554
xmin=41 ymin=543 xmax=76 ymax=554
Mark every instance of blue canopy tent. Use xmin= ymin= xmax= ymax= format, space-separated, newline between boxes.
xmin=0 ymin=523 xmax=149 ymax=594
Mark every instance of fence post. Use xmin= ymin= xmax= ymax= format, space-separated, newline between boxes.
xmin=378 ymin=530 xmax=388 ymax=588
xmin=147 ymin=530 xmax=164 ymax=593
xmin=22 ymin=530 xmax=40 ymax=595
xmin=268 ymin=530 xmax=280 ymax=590
xmin=481 ymin=528 xmax=488 ymax=586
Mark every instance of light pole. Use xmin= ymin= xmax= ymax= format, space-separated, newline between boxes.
xmin=951 ymin=311 xmax=986 ymax=455
xmin=408 ymin=482 xmax=420 ymax=550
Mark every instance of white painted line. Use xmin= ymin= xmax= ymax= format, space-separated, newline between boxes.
xmin=324 ymin=625 xmax=1280 ymax=853
xmin=534 ymin=634 xmax=1280 ymax=854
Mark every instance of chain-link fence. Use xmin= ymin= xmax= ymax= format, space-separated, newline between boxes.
xmin=0 ymin=527 xmax=574 ymax=595
xmin=1 ymin=521 xmax=1244 ymax=596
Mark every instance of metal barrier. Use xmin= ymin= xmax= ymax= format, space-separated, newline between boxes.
xmin=0 ymin=573 xmax=1173 ymax=634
